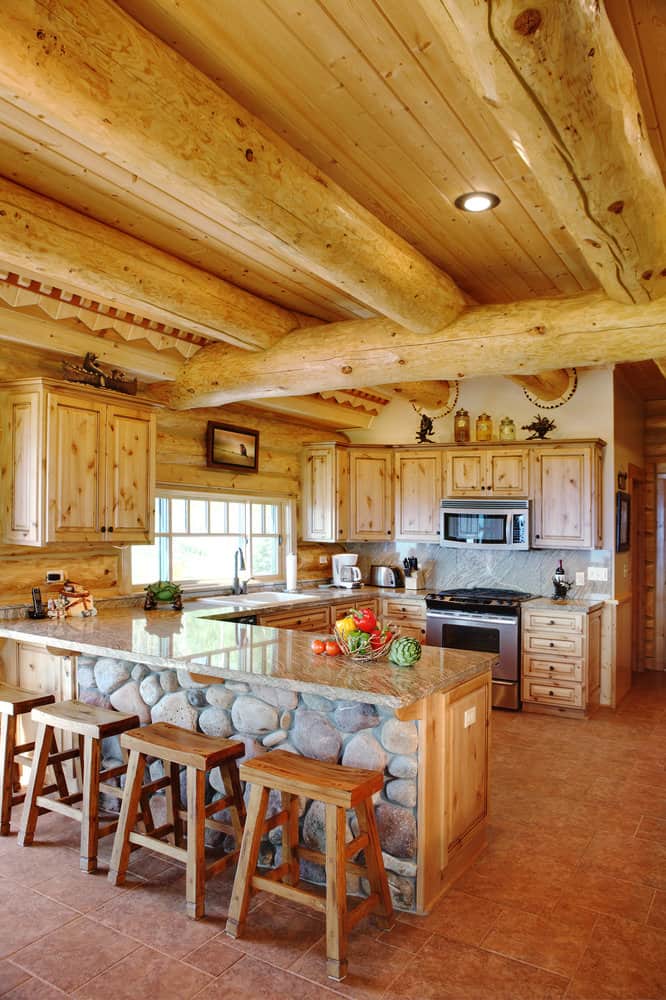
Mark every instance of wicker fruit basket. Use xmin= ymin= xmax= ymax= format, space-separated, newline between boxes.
xmin=333 ymin=623 xmax=399 ymax=662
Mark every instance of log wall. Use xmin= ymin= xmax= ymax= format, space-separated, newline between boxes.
xmin=0 ymin=346 xmax=346 ymax=602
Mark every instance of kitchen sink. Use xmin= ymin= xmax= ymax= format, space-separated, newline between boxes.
xmin=197 ymin=592 xmax=318 ymax=607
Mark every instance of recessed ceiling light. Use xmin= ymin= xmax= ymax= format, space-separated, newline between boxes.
xmin=454 ymin=191 xmax=500 ymax=213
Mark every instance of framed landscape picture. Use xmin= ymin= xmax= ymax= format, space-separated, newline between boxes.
xmin=616 ymin=490 xmax=630 ymax=552
xmin=206 ymin=421 xmax=259 ymax=472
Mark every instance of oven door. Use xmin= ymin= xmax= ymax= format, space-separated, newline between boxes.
xmin=425 ymin=610 xmax=519 ymax=682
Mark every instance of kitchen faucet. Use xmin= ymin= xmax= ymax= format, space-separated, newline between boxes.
xmin=232 ymin=547 xmax=247 ymax=595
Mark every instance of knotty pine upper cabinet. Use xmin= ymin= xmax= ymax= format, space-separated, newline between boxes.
xmin=394 ymin=449 xmax=443 ymax=541
xmin=0 ymin=379 xmax=156 ymax=546
xmin=300 ymin=443 xmax=350 ymax=542
xmin=348 ymin=448 xmax=393 ymax=542
xmin=530 ymin=441 xmax=604 ymax=549
xmin=445 ymin=447 xmax=528 ymax=497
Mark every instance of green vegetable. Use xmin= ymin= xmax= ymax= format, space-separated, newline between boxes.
xmin=388 ymin=636 xmax=422 ymax=667
xmin=346 ymin=629 xmax=371 ymax=654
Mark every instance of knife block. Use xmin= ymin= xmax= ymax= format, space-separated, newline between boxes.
xmin=404 ymin=571 xmax=426 ymax=590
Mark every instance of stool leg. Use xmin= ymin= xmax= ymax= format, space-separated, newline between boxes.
xmin=356 ymin=800 xmax=394 ymax=930
xmin=166 ymin=763 xmax=183 ymax=847
xmin=220 ymin=762 xmax=245 ymax=850
xmin=281 ymin=791 xmax=299 ymax=885
xmin=324 ymin=803 xmax=348 ymax=981
xmin=108 ymin=749 xmax=146 ymax=886
xmin=0 ymin=713 xmax=16 ymax=835
xmin=226 ymin=783 xmax=269 ymax=939
xmin=185 ymin=766 xmax=206 ymax=919
xmin=17 ymin=722 xmax=52 ymax=847
xmin=49 ymin=731 xmax=70 ymax=801
xmin=80 ymin=736 xmax=101 ymax=873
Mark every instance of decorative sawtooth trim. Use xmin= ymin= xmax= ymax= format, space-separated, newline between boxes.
xmin=0 ymin=269 xmax=211 ymax=359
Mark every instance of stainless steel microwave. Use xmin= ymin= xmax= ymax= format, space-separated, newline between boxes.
xmin=439 ymin=498 xmax=529 ymax=550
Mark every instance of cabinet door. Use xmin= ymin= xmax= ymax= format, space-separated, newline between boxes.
xmin=104 ymin=404 xmax=155 ymax=542
xmin=487 ymin=449 xmax=528 ymax=496
xmin=46 ymin=392 xmax=105 ymax=542
xmin=2 ymin=390 xmax=43 ymax=546
xmin=445 ymin=451 xmax=484 ymax=496
xmin=531 ymin=447 xmax=593 ymax=548
xmin=348 ymin=450 xmax=393 ymax=541
xmin=394 ymin=450 xmax=442 ymax=541
xmin=301 ymin=446 xmax=336 ymax=542
xmin=446 ymin=676 xmax=489 ymax=853
xmin=586 ymin=608 xmax=602 ymax=707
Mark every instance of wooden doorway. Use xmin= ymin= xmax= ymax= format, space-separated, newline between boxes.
xmin=629 ymin=464 xmax=645 ymax=674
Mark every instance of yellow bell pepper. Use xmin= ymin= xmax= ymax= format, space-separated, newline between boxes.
xmin=336 ymin=615 xmax=357 ymax=639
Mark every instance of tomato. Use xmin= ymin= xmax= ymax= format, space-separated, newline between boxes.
xmin=325 ymin=640 xmax=341 ymax=656
xmin=311 ymin=638 xmax=326 ymax=654
xmin=353 ymin=607 xmax=378 ymax=633
xmin=370 ymin=629 xmax=392 ymax=650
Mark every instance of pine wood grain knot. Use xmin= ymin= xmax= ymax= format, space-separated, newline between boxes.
xmin=607 ymin=200 xmax=624 ymax=214
xmin=513 ymin=9 xmax=542 ymax=36
xmin=245 ymin=149 xmax=254 ymax=162
xmin=341 ymin=365 xmax=353 ymax=374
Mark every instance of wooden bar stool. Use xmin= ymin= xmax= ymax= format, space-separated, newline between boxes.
xmin=108 ymin=722 xmax=246 ymax=919
xmin=226 ymin=749 xmax=395 ymax=982
xmin=0 ymin=683 xmax=60 ymax=836
xmin=18 ymin=700 xmax=141 ymax=872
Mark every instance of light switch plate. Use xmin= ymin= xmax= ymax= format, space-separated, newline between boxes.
xmin=319 ymin=555 xmax=328 ymax=564
xmin=464 ymin=707 xmax=476 ymax=728
xmin=575 ymin=571 xmax=585 ymax=586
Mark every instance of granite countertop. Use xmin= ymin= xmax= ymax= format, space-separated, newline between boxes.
xmin=0 ymin=601 xmax=491 ymax=709
xmin=525 ymin=597 xmax=606 ymax=613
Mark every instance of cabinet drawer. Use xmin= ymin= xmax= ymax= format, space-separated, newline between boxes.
xmin=397 ymin=621 xmax=427 ymax=641
xmin=522 ymin=609 xmax=583 ymax=633
xmin=381 ymin=598 xmax=426 ymax=620
xmin=522 ymin=678 xmax=584 ymax=708
xmin=523 ymin=654 xmax=584 ymax=683
xmin=259 ymin=608 xmax=330 ymax=632
xmin=523 ymin=632 xmax=584 ymax=657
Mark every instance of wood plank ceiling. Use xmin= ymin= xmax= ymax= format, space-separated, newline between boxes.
xmin=0 ymin=0 xmax=664 ymax=414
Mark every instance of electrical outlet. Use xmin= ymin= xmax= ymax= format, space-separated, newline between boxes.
xmin=45 ymin=569 xmax=67 ymax=584
xmin=575 ymin=571 xmax=585 ymax=586
xmin=319 ymin=555 xmax=328 ymax=565
xmin=587 ymin=566 xmax=608 ymax=582
xmin=463 ymin=707 xmax=476 ymax=728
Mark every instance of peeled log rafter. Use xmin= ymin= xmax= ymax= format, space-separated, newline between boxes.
xmin=159 ymin=291 xmax=666 ymax=408
xmin=509 ymin=370 xmax=572 ymax=402
xmin=0 ymin=176 xmax=312 ymax=350
xmin=0 ymin=0 xmax=466 ymax=332
xmin=377 ymin=381 xmax=455 ymax=411
xmin=421 ymin=0 xmax=666 ymax=303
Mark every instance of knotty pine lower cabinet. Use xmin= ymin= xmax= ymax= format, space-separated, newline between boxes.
xmin=1 ymin=640 xmax=78 ymax=748
xmin=381 ymin=597 xmax=427 ymax=643
xmin=400 ymin=668 xmax=491 ymax=913
xmin=521 ymin=605 xmax=602 ymax=717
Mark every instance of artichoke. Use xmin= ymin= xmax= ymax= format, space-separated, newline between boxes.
xmin=388 ymin=636 xmax=422 ymax=667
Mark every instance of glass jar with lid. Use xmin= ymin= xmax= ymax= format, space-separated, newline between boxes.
xmin=475 ymin=412 xmax=493 ymax=441
xmin=499 ymin=416 xmax=516 ymax=441
xmin=453 ymin=408 xmax=470 ymax=444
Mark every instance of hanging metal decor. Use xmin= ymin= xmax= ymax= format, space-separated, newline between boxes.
xmin=520 ymin=368 xmax=578 ymax=409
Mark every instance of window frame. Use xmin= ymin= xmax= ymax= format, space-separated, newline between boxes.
xmin=124 ymin=489 xmax=294 ymax=593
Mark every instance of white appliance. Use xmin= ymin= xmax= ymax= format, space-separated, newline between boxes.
xmin=439 ymin=499 xmax=529 ymax=550
xmin=332 ymin=553 xmax=362 ymax=588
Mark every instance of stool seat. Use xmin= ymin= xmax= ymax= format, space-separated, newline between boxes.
xmin=121 ymin=722 xmax=244 ymax=770
xmin=240 ymin=750 xmax=383 ymax=807
xmin=109 ymin=722 xmax=246 ymax=918
xmin=31 ymin=700 xmax=139 ymax=740
xmin=227 ymin=749 xmax=394 ymax=981
xmin=0 ymin=684 xmax=56 ymax=717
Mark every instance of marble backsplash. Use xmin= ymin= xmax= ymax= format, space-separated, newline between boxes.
xmin=351 ymin=542 xmax=613 ymax=600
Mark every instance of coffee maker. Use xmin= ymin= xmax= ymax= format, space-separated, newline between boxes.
xmin=332 ymin=553 xmax=362 ymax=589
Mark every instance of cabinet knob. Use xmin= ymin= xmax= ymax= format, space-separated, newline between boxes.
xmin=549 ymin=642 xmax=555 ymax=648
xmin=101 ymin=526 xmax=106 ymax=533
xmin=535 ymin=534 xmax=540 ymax=539
xmin=549 ymin=619 xmax=555 ymax=625
xmin=108 ymin=526 xmax=114 ymax=534
xmin=549 ymin=665 xmax=555 ymax=671
xmin=549 ymin=690 xmax=554 ymax=696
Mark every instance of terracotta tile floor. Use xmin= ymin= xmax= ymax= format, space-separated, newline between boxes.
xmin=1 ymin=671 xmax=665 ymax=998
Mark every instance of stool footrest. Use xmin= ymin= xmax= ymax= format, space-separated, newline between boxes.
xmin=298 ymin=845 xmax=366 ymax=878
xmin=262 ymin=809 xmax=288 ymax=833
xmin=14 ymin=742 xmax=35 ymax=755
xmin=141 ymin=776 xmax=171 ymax=796
xmin=99 ymin=764 xmax=127 ymax=782
xmin=36 ymin=796 xmax=81 ymax=821
xmin=251 ymin=873 xmax=327 ymax=912
xmin=346 ymin=833 xmax=368 ymax=859
xmin=205 ymin=849 xmax=240 ymax=879
xmin=98 ymin=782 xmax=124 ymax=798
xmin=129 ymin=830 xmax=186 ymax=863
xmin=48 ymin=748 xmax=80 ymax=764
xmin=204 ymin=794 xmax=235 ymax=818
xmin=347 ymin=892 xmax=379 ymax=931
xmin=204 ymin=818 xmax=235 ymax=835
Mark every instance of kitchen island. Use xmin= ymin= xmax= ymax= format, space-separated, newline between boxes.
xmin=0 ymin=602 xmax=494 ymax=914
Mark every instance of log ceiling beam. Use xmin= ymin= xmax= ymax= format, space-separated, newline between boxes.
xmin=0 ymin=176 xmax=313 ymax=351
xmin=247 ymin=396 xmax=376 ymax=430
xmin=0 ymin=0 xmax=466 ymax=333
xmin=156 ymin=291 xmax=666 ymax=409
xmin=421 ymin=0 xmax=666 ymax=304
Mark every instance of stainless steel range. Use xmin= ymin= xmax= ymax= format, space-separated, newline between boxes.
xmin=425 ymin=588 xmax=534 ymax=710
